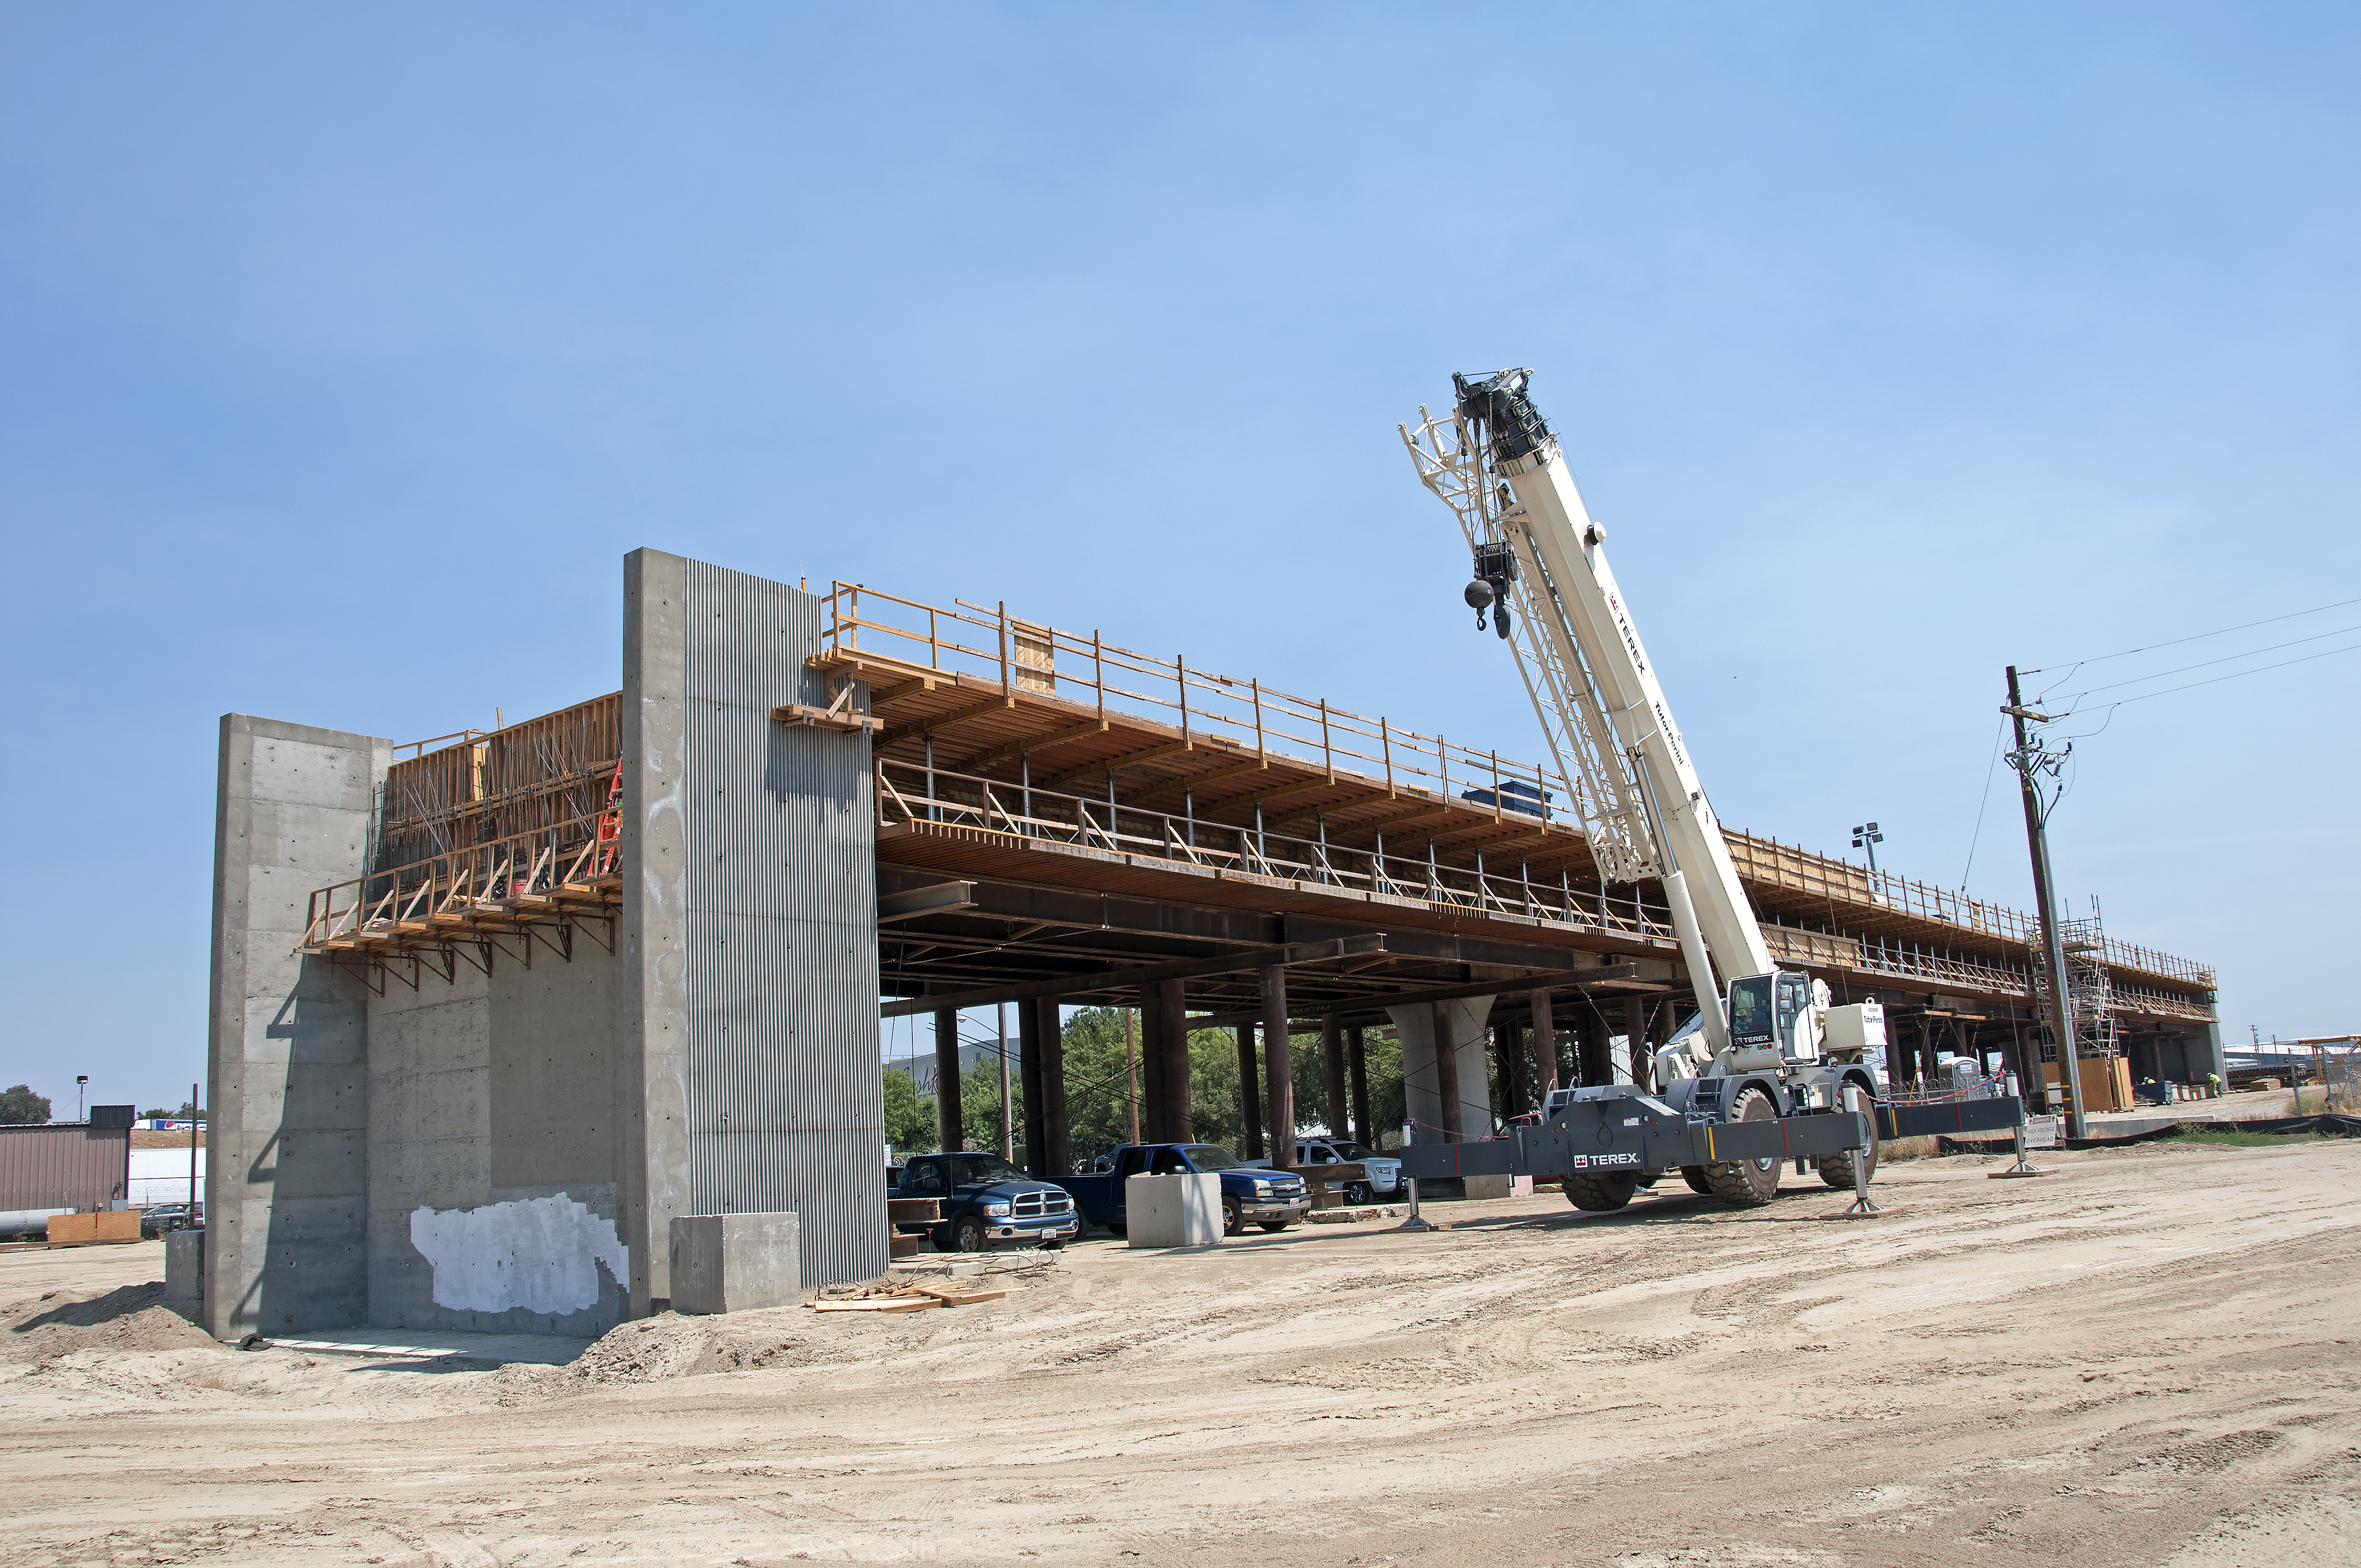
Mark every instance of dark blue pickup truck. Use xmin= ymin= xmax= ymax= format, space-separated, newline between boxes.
xmin=1051 ymin=1144 xmax=1310 ymax=1237
xmin=890 ymin=1153 xmax=1081 ymax=1253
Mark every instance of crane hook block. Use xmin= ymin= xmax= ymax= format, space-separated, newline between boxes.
xmin=1464 ymin=578 xmax=1495 ymax=630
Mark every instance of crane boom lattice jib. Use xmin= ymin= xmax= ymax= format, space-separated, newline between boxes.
xmin=1400 ymin=369 xmax=1774 ymax=1053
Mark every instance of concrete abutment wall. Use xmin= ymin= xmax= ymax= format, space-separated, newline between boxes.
xmin=207 ymin=552 xmax=885 ymax=1342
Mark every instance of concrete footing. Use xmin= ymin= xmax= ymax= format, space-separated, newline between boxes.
xmin=668 ymin=1212 xmax=801 ymax=1315
xmin=1125 ymin=1173 xmax=1220 ymax=1246
xmin=166 ymin=1230 xmax=204 ymax=1305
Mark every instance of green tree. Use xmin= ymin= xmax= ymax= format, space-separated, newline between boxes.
xmin=1363 ymin=1026 xmax=1405 ymax=1150
xmin=960 ymin=1052 xmax=1019 ymax=1156
xmin=140 ymin=1107 xmax=176 ymax=1121
xmin=880 ymin=1068 xmax=937 ymax=1156
xmin=0 ymin=1085 xmax=51 ymax=1125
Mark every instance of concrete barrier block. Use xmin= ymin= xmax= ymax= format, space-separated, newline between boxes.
xmin=1462 ymin=1174 xmax=1514 ymax=1200
xmin=668 ymin=1212 xmax=800 ymax=1315
xmin=166 ymin=1229 xmax=205 ymax=1303
xmin=1124 ymin=1173 xmax=1220 ymax=1247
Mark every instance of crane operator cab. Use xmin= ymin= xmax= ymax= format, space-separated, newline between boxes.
xmin=1652 ymin=972 xmax=1885 ymax=1088
xmin=1728 ymin=972 xmax=1820 ymax=1061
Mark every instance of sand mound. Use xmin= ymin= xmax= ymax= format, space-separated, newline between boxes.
xmin=565 ymin=1306 xmax=864 ymax=1385
xmin=569 ymin=1314 xmax=719 ymax=1383
xmin=4 ymin=1283 xmax=216 ymax=1363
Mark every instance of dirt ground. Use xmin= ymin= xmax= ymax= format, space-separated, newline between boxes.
xmin=2 ymin=1140 xmax=2355 ymax=1567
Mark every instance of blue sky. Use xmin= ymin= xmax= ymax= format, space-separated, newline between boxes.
xmin=4 ymin=4 xmax=2355 ymax=1114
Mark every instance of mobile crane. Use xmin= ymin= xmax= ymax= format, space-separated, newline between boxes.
xmin=1399 ymin=369 xmax=1892 ymax=1211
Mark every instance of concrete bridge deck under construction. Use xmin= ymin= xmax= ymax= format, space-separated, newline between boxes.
xmin=209 ymin=551 xmax=2220 ymax=1346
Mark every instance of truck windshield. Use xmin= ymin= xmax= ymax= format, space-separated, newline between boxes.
xmin=1728 ymin=977 xmax=1775 ymax=1047
xmin=944 ymin=1155 xmax=1026 ymax=1185
xmin=1179 ymin=1145 xmax=1243 ymax=1170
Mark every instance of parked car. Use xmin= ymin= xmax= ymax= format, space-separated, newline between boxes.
xmin=890 ymin=1153 xmax=1080 ymax=1253
xmin=140 ymin=1204 xmax=203 ymax=1237
xmin=1053 ymin=1144 xmax=1310 ymax=1237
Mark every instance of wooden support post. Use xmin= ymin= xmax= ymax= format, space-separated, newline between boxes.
xmin=1039 ymin=995 xmax=1069 ymax=1179
xmin=1124 ymin=1006 xmax=1141 ymax=1146
xmin=1495 ymin=1021 xmax=1524 ymax=1121
xmin=1576 ymin=1006 xmax=1607 ymax=1087
xmin=1431 ymin=999 xmax=1461 ymax=1142
xmin=1532 ymin=988 xmax=1559 ymax=1105
xmin=1262 ymin=967 xmax=1296 ymax=1167
xmin=1138 ymin=984 xmax=1166 ymax=1144
xmin=1019 ymin=997 xmax=1048 ymax=1178
xmin=1321 ymin=1017 xmax=1348 ymax=1152
xmin=933 ymin=1006 xmax=964 ymax=1153
xmin=1236 ymin=1022 xmax=1265 ymax=1161
xmin=1347 ymin=1025 xmax=1372 ymax=1151
xmin=1157 ymin=979 xmax=1192 ymax=1142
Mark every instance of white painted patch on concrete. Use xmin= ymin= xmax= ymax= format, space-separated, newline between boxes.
xmin=408 ymin=1193 xmax=629 ymax=1316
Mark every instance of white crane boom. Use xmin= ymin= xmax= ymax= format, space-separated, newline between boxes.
xmin=1402 ymin=370 xmax=1774 ymax=1055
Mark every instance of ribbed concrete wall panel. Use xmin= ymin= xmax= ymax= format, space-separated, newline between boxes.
xmin=677 ymin=558 xmax=885 ymax=1288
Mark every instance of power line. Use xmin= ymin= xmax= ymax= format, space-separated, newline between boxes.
xmin=2059 ymin=639 xmax=2361 ymax=716
xmin=2023 ymin=594 xmax=2361 ymax=678
xmin=2047 ymin=622 xmax=2361 ymax=702
xmin=1959 ymin=716 xmax=2005 ymax=891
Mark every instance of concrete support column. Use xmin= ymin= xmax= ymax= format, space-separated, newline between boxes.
xmin=1156 ymin=979 xmax=1192 ymax=1142
xmin=1386 ymin=997 xmax=1494 ymax=1146
xmin=1236 ymin=1023 xmax=1264 ymax=1161
xmin=1018 ymin=999 xmax=1047 ymax=1178
xmin=1532 ymin=990 xmax=1559 ymax=1104
xmin=1347 ymin=1025 xmax=1371 ymax=1150
xmin=933 ymin=1008 xmax=963 ymax=1153
xmin=1320 ymin=1017 xmax=1348 ymax=1147
xmin=1261 ymin=967 xmax=1294 ymax=1167
xmin=622 ymin=551 xmax=886 ymax=1298
xmin=2194 ymin=1017 xmax=2226 ymax=1087
xmin=206 ymin=715 xmax=385 ymax=1341
xmin=1625 ymin=997 xmax=1651 ymax=1091
xmin=1138 ymin=983 xmax=1166 ymax=1144
xmin=1037 ymin=997 xmax=1068 ymax=1178
xmin=1430 ymin=1001 xmax=1461 ymax=1142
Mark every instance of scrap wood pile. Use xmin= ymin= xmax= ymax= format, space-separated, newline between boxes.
xmin=809 ymin=1279 xmax=1010 ymax=1314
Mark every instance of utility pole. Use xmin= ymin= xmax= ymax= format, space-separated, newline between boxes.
xmin=2004 ymin=666 xmax=2090 ymax=1140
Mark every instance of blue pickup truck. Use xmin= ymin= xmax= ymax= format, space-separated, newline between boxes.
xmin=890 ymin=1153 xmax=1081 ymax=1253
xmin=1052 ymin=1144 xmax=1310 ymax=1238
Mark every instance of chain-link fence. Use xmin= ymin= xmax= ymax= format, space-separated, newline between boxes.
xmin=2327 ymin=1050 xmax=2360 ymax=1114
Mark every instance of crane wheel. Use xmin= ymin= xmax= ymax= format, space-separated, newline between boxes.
xmin=1565 ymin=1173 xmax=1638 ymax=1212
xmin=1680 ymin=1165 xmax=1711 ymax=1195
xmin=1702 ymin=1087 xmax=1783 ymax=1206
xmin=1819 ymin=1113 xmax=1879 ymax=1190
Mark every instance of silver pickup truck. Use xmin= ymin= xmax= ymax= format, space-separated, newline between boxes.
xmin=1248 ymin=1138 xmax=1403 ymax=1203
